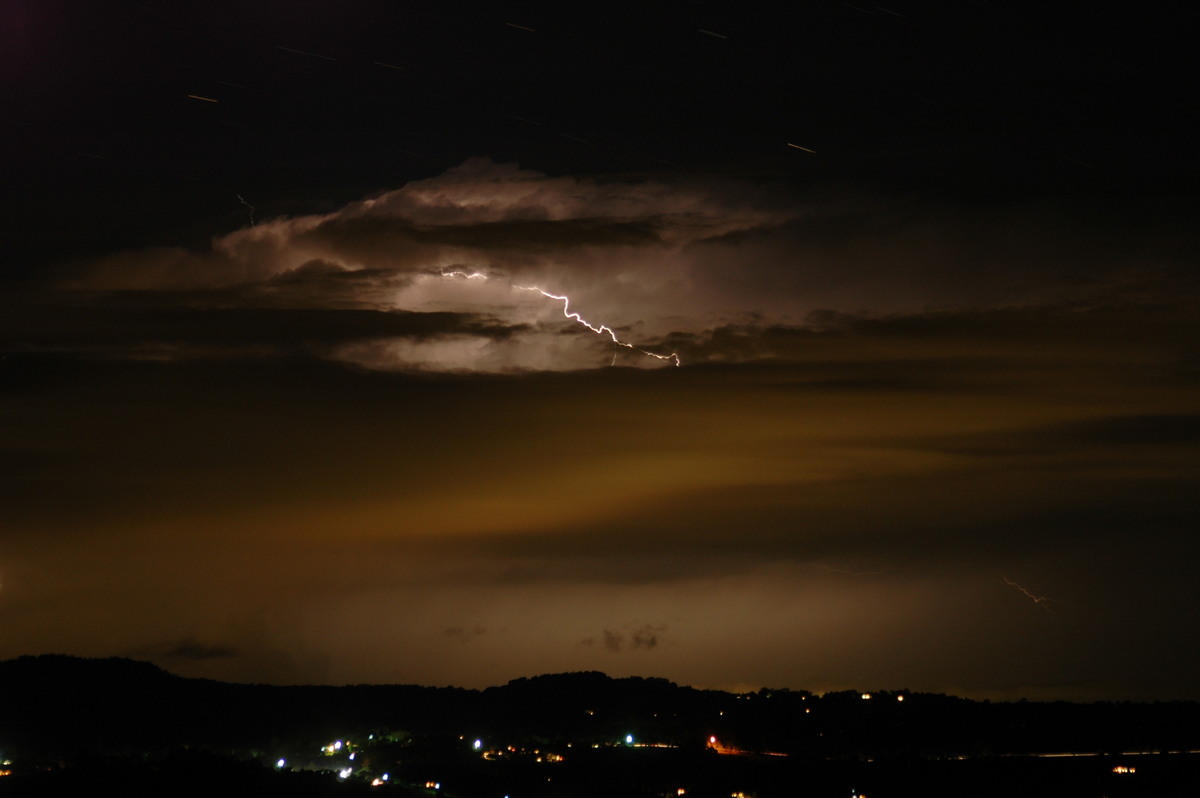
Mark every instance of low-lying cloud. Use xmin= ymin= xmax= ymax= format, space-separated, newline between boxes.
xmin=583 ymin=624 xmax=668 ymax=653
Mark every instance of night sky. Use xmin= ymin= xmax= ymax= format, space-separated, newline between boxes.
xmin=2 ymin=1 xmax=1198 ymax=700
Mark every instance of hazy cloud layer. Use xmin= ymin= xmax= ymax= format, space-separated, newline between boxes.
xmin=2 ymin=162 xmax=1198 ymax=698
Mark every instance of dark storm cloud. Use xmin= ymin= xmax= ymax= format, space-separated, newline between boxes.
xmin=303 ymin=213 xmax=668 ymax=252
xmin=52 ymin=160 xmax=795 ymax=294
xmin=0 ymin=289 xmax=517 ymax=358
xmin=680 ymin=193 xmax=1199 ymax=322
xmin=909 ymin=414 xmax=1200 ymax=457
xmin=671 ymin=301 xmax=1199 ymax=371
xmin=259 ymin=260 xmax=417 ymax=306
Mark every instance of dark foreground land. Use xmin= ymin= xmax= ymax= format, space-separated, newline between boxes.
xmin=1 ymin=656 xmax=1197 ymax=797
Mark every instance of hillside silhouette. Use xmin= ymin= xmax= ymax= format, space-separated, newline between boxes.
xmin=2 ymin=655 xmax=1198 ymax=797
xmin=3 ymin=655 xmax=1199 ymax=758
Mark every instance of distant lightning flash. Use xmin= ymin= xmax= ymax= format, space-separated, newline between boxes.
xmin=441 ymin=270 xmax=680 ymax=366
xmin=237 ymin=194 xmax=256 ymax=227
xmin=1002 ymin=574 xmax=1052 ymax=609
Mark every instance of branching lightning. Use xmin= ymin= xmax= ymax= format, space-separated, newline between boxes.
xmin=440 ymin=270 xmax=680 ymax=366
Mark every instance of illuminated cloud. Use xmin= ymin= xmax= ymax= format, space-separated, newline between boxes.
xmin=38 ymin=160 xmax=789 ymax=370
xmin=31 ymin=159 xmax=1193 ymax=375
xmin=61 ymin=159 xmax=788 ymax=294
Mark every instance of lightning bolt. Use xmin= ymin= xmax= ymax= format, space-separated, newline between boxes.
xmin=441 ymin=270 xmax=680 ymax=366
xmin=1002 ymin=574 xmax=1052 ymax=609
xmin=513 ymin=285 xmax=680 ymax=366
xmin=237 ymin=194 xmax=256 ymax=227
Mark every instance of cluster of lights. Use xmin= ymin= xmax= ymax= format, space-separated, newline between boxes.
xmin=281 ymin=710 xmax=1147 ymax=798
xmin=269 ymin=735 xmax=406 ymax=790
xmin=316 ymin=737 xmax=385 ymax=785
xmin=478 ymin=741 xmax=566 ymax=763
xmin=309 ymin=719 xmax=900 ymax=793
